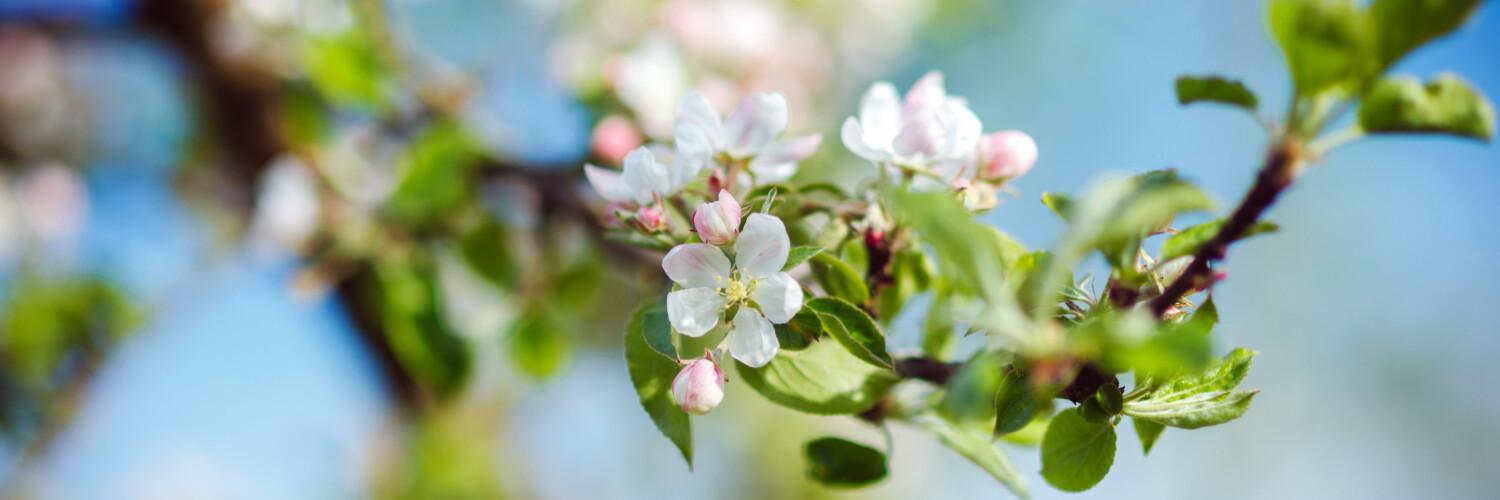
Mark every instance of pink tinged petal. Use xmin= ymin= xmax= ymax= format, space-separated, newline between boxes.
xmin=749 ymin=133 xmax=821 ymax=181
xmin=903 ymin=71 xmax=948 ymax=117
xmin=693 ymin=190 xmax=742 ymax=246
xmin=981 ymin=130 xmax=1038 ymax=180
xmin=734 ymin=213 xmax=790 ymax=278
xmin=893 ymin=111 xmax=945 ymax=159
xmin=723 ymin=92 xmax=788 ymax=156
xmin=939 ymin=98 xmax=983 ymax=161
xmin=662 ymin=243 xmax=732 ymax=288
xmin=667 ymin=287 xmax=727 ymax=337
xmin=621 ymin=146 xmax=671 ymax=201
xmin=674 ymin=120 xmax=717 ymax=166
xmin=672 ymin=358 xmax=726 ymax=414
xmin=584 ymin=164 xmax=635 ymax=203
xmin=841 ymin=118 xmax=890 ymax=163
xmin=858 ymin=82 xmax=902 ymax=148
xmin=728 ymin=307 xmax=778 ymax=367
xmin=751 ymin=273 xmax=803 ymax=324
xmin=675 ymin=90 xmax=725 ymax=150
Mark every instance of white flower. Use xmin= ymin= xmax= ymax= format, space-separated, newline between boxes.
xmin=841 ymin=71 xmax=982 ymax=172
xmin=662 ymin=213 xmax=803 ymax=367
xmin=674 ymin=91 xmax=822 ymax=182
xmin=692 ymin=190 xmax=742 ymax=246
xmin=585 ymin=145 xmax=699 ymax=205
xmin=671 ymin=356 xmax=727 ymax=415
xmin=252 ymin=156 xmax=320 ymax=251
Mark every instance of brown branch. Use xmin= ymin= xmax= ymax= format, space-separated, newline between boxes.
xmin=1148 ymin=140 xmax=1301 ymax=317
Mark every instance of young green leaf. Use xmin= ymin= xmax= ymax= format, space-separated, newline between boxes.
xmin=1132 ymin=418 xmax=1167 ymax=455
xmin=1268 ymin=0 xmax=1377 ymax=95
xmin=641 ymin=302 xmax=678 ymax=362
xmin=1125 ymin=348 xmax=1260 ymax=429
xmin=806 ymin=297 xmax=892 ymax=369
xmin=940 ymin=354 xmax=1003 ymax=428
xmin=736 ymin=339 xmax=898 ymax=415
xmin=809 ymin=253 xmax=871 ymax=304
xmin=624 ymin=300 xmax=692 ymax=467
xmin=915 ymin=414 xmax=1028 ymax=498
xmin=1040 ymin=192 xmax=1073 ymax=221
xmin=1175 ymin=76 xmax=1259 ymax=111
xmin=783 ymin=245 xmax=825 ymax=271
xmin=921 ymin=287 xmax=957 ymax=359
xmin=507 ymin=309 xmax=570 ymax=379
xmin=1359 ymin=73 xmax=1495 ymax=140
xmin=1160 ymin=219 xmax=1280 ymax=262
xmin=774 ymin=307 xmax=823 ymax=351
xmin=804 ymin=437 xmax=889 ymax=487
xmin=1040 ymin=408 xmax=1117 ymax=492
xmin=1370 ymin=0 xmax=1481 ymax=71
xmin=993 ymin=368 xmax=1036 ymax=435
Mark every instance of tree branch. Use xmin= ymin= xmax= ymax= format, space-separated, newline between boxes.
xmin=1148 ymin=140 xmax=1301 ymax=317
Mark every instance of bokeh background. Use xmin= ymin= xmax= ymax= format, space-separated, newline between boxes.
xmin=0 ymin=0 xmax=1496 ymax=499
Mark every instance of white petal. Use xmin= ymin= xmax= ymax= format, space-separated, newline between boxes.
xmin=583 ymin=164 xmax=635 ymax=203
xmin=841 ymin=117 xmax=888 ymax=163
xmin=662 ymin=243 xmax=732 ymax=288
xmin=749 ymin=133 xmax=821 ymax=182
xmin=723 ymin=92 xmax=788 ymax=156
xmin=903 ymin=71 xmax=947 ymax=117
xmin=734 ymin=213 xmax=790 ymax=278
xmin=621 ymin=147 xmax=671 ymax=201
xmin=668 ymin=287 xmax=727 ymax=337
xmin=859 ymin=82 xmax=902 ymax=149
xmin=675 ymin=91 xmax=724 ymax=151
xmin=939 ymin=99 xmax=983 ymax=161
xmin=728 ymin=307 xmax=778 ymax=367
xmin=893 ymin=111 xmax=944 ymax=159
xmin=751 ymin=273 xmax=803 ymax=324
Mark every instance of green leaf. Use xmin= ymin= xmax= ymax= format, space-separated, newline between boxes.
xmin=783 ymin=246 xmax=825 ymax=271
xmin=1125 ymin=348 xmax=1259 ymax=429
xmin=1268 ymin=0 xmax=1377 ymax=95
xmin=625 ymin=300 xmax=692 ymax=467
xmin=876 ymin=247 xmax=935 ymax=322
xmin=507 ymin=310 xmax=570 ymax=379
xmin=373 ymin=260 xmax=471 ymax=400
xmin=888 ymin=190 xmax=1026 ymax=304
xmin=806 ymin=297 xmax=892 ymax=369
xmin=774 ymin=307 xmax=823 ymax=351
xmin=804 ymin=437 xmax=889 ymax=487
xmin=1370 ymin=0 xmax=1481 ymax=70
xmin=300 ymin=31 xmax=387 ymax=108
xmin=1175 ymin=76 xmax=1259 ymax=111
xmin=940 ymin=354 xmax=1002 ymax=429
xmin=915 ymin=414 xmax=1028 ymax=498
xmin=736 ymin=339 xmax=898 ymax=415
xmin=1040 ymin=408 xmax=1117 ymax=493
xmin=1160 ymin=219 xmax=1280 ymax=262
xmin=1359 ymin=74 xmax=1495 ymax=140
xmin=1040 ymin=192 xmax=1073 ymax=221
xmin=921 ymin=287 xmax=957 ymax=359
xmin=1133 ymin=418 xmax=1166 ymax=455
xmin=993 ymin=368 xmax=1036 ymax=435
xmin=386 ymin=121 xmax=479 ymax=222
xmin=809 ymin=253 xmax=871 ymax=304
xmin=642 ymin=302 xmax=678 ymax=362
xmin=458 ymin=218 xmax=519 ymax=289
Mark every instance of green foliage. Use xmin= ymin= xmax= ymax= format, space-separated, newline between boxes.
xmin=1359 ymin=74 xmax=1495 ymax=140
xmin=387 ymin=121 xmax=481 ymax=222
xmin=916 ymin=414 xmax=1028 ymax=498
xmin=921 ymin=287 xmax=958 ymax=359
xmin=625 ymin=300 xmax=693 ymax=467
xmin=736 ymin=339 xmax=897 ymax=415
xmin=888 ymin=190 xmax=1026 ymax=300
xmin=774 ymin=307 xmax=823 ymax=351
xmin=373 ymin=259 xmax=472 ymax=400
xmin=300 ymin=31 xmax=388 ymax=108
xmin=458 ymin=218 xmax=520 ymax=290
xmin=1125 ymin=348 xmax=1259 ymax=429
xmin=0 ymin=276 xmax=140 ymax=390
xmin=1369 ymin=0 xmax=1481 ymax=71
xmin=808 ymin=253 xmax=871 ymax=304
xmin=1160 ymin=219 xmax=1280 ymax=262
xmin=783 ymin=245 xmax=825 ymax=271
xmin=507 ymin=309 xmax=570 ymax=379
xmin=804 ymin=437 xmax=889 ymax=487
xmin=806 ymin=297 xmax=892 ymax=369
xmin=939 ymin=354 xmax=1003 ymax=429
xmin=1175 ymin=76 xmax=1259 ymax=111
xmin=1132 ymin=418 xmax=1167 ymax=455
xmin=993 ymin=368 xmax=1037 ymax=436
xmin=1040 ymin=408 xmax=1117 ymax=492
xmin=1269 ymin=0 xmax=1377 ymax=95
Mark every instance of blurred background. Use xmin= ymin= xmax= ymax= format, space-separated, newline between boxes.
xmin=0 ymin=0 xmax=1495 ymax=499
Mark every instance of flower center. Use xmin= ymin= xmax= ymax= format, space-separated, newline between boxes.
xmin=717 ymin=270 xmax=756 ymax=309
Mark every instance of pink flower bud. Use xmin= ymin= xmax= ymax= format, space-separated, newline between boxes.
xmin=671 ymin=357 xmax=726 ymax=415
xmin=636 ymin=205 xmax=665 ymax=232
xmin=692 ymin=190 xmax=741 ymax=246
xmin=980 ymin=130 xmax=1038 ymax=181
xmin=591 ymin=115 xmax=643 ymax=165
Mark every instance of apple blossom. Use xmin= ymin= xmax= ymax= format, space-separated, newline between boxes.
xmin=978 ymin=130 xmax=1038 ymax=181
xmin=692 ymin=190 xmax=742 ymax=246
xmin=841 ymin=71 xmax=981 ymax=175
xmin=590 ymin=115 xmax=643 ymax=164
xmin=662 ymin=213 xmax=803 ymax=367
xmin=671 ymin=355 xmax=727 ymax=415
xmin=636 ymin=205 xmax=665 ymax=232
xmin=585 ymin=145 xmax=700 ymax=205
xmin=674 ymin=91 xmax=823 ymax=182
